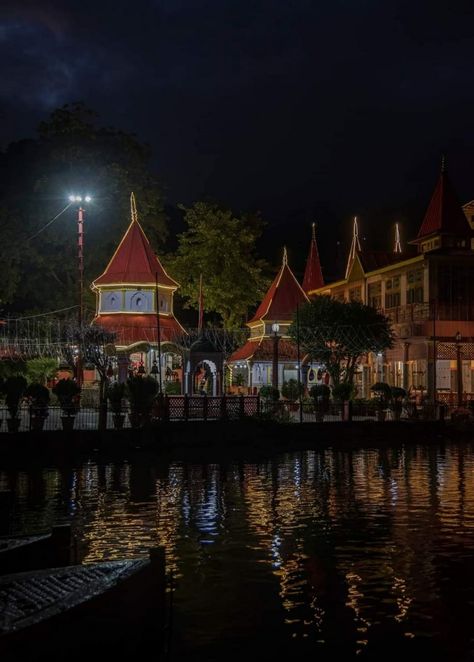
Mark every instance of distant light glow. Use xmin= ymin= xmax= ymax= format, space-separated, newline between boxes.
xmin=69 ymin=195 xmax=75 ymax=202
xmin=85 ymin=196 xmax=92 ymax=202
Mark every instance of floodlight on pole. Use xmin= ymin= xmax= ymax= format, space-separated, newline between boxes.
xmin=69 ymin=195 xmax=92 ymax=386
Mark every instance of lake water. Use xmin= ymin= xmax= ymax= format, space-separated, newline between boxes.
xmin=2 ymin=442 xmax=474 ymax=661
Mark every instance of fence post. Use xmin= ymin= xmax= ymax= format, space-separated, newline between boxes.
xmin=183 ymin=393 xmax=189 ymax=422
xmin=239 ymin=394 xmax=245 ymax=419
xmin=203 ymin=394 xmax=208 ymax=421
xmin=257 ymin=394 xmax=260 ymax=417
xmin=164 ymin=395 xmax=170 ymax=423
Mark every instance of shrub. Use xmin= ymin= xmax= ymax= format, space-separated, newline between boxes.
xmin=332 ymin=382 xmax=355 ymax=402
xmin=3 ymin=376 xmax=28 ymax=418
xmin=371 ymin=382 xmax=391 ymax=408
xmin=52 ymin=379 xmax=81 ymax=416
xmin=309 ymin=384 xmax=331 ymax=400
xmin=107 ymin=382 xmax=126 ymax=414
xmin=126 ymin=375 xmax=158 ymax=414
xmin=281 ymin=379 xmax=304 ymax=401
xmin=259 ymin=385 xmax=280 ymax=401
xmin=26 ymin=358 xmax=58 ymax=385
xmin=390 ymin=386 xmax=406 ymax=401
xmin=165 ymin=381 xmax=181 ymax=395
xmin=25 ymin=383 xmax=50 ymax=417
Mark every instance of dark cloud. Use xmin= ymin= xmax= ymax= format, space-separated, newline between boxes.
xmin=1 ymin=0 xmax=474 ymax=268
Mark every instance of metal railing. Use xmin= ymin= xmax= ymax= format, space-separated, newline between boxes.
xmin=0 ymin=395 xmax=470 ymax=432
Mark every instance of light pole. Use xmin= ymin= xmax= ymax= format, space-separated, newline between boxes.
xmin=455 ymin=330 xmax=463 ymax=408
xmin=69 ymin=195 xmax=91 ymax=386
xmin=271 ymin=322 xmax=281 ymax=394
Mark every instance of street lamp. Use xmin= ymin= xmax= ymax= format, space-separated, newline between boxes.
xmin=69 ymin=195 xmax=92 ymax=386
xmin=151 ymin=359 xmax=159 ymax=382
xmin=271 ymin=322 xmax=281 ymax=393
xmin=455 ymin=330 xmax=463 ymax=407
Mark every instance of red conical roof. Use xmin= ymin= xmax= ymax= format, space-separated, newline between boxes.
xmin=93 ymin=201 xmax=178 ymax=288
xmin=416 ymin=167 xmax=470 ymax=240
xmin=248 ymin=248 xmax=309 ymax=324
xmin=302 ymin=223 xmax=324 ymax=293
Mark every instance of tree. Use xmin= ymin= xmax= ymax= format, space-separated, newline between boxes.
xmin=167 ymin=202 xmax=270 ymax=329
xmin=290 ymin=295 xmax=394 ymax=386
xmin=0 ymin=103 xmax=167 ymax=313
xmin=67 ymin=323 xmax=116 ymax=429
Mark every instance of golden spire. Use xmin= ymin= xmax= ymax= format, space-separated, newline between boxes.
xmin=441 ymin=154 xmax=447 ymax=173
xmin=345 ymin=216 xmax=362 ymax=279
xmin=283 ymin=246 xmax=288 ymax=265
xmin=394 ymin=223 xmax=402 ymax=253
xmin=312 ymin=222 xmax=316 ymax=241
xmin=130 ymin=192 xmax=138 ymax=223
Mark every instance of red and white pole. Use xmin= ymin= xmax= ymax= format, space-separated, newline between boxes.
xmin=77 ymin=206 xmax=84 ymax=386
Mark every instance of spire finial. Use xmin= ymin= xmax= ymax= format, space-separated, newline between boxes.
xmin=312 ymin=222 xmax=316 ymax=241
xmin=394 ymin=222 xmax=402 ymax=254
xmin=130 ymin=192 xmax=138 ymax=223
xmin=441 ymin=154 xmax=447 ymax=173
xmin=345 ymin=216 xmax=362 ymax=279
xmin=283 ymin=246 xmax=288 ymax=265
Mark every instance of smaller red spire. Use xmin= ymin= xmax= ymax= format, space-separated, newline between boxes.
xmin=302 ymin=223 xmax=324 ymax=293
xmin=416 ymin=159 xmax=469 ymax=240
xmin=248 ymin=247 xmax=308 ymax=324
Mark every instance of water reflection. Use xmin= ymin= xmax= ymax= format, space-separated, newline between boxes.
xmin=2 ymin=443 xmax=474 ymax=659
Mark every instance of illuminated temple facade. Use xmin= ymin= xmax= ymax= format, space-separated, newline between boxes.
xmin=228 ymin=247 xmax=323 ymax=392
xmin=310 ymin=163 xmax=474 ymax=402
xmin=91 ymin=194 xmax=185 ymax=382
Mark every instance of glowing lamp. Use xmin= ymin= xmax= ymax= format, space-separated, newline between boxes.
xmin=271 ymin=323 xmax=280 ymax=334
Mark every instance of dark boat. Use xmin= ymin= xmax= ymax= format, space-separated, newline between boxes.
xmin=0 ymin=547 xmax=166 ymax=661
xmin=0 ymin=525 xmax=72 ymax=575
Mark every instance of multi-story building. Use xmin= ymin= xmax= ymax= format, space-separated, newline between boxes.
xmin=308 ymin=163 xmax=474 ymax=403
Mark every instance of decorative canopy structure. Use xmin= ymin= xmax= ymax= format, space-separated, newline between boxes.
xmin=415 ymin=160 xmax=470 ymax=241
xmin=228 ymin=338 xmax=298 ymax=363
xmin=93 ymin=193 xmax=178 ymax=288
xmin=247 ymin=247 xmax=309 ymax=325
xmin=228 ymin=248 xmax=308 ymax=365
xmin=302 ymin=223 xmax=324 ymax=294
xmin=92 ymin=193 xmax=184 ymax=349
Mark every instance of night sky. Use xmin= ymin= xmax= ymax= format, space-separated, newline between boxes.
xmin=2 ymin=0 xmax=474 ymax=273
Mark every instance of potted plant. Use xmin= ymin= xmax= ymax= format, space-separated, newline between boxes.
xmin=3 ymin=376 xmax=27 ymax=432
xmin=233 ymin=372 xmax=245 ymax=394
xmin=164 ymin=381 xmax=181 ymax=395
xmin=281 ymin=379 xmax=304 ymax=411
xmin=52 ymin=379 xmax=81 ymax=431
xmin=370 ymin=382 xmax=391 ymax=421
xmin=390 ymin=386 xmax=406 ymax=421
xmin=331 ymin=382 xmax=355 ymax=421
xmin=25 ymin=383 xmax=50 ymax=431
xmin=107 ymin=381 xmax=126 ymax=429
xmin=310 ymin=383 xmax=331 ymax=422
xmin=126 ymin=375 xmax=158 ymax=428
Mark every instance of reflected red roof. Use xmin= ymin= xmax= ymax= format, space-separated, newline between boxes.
xmin=302 ymin=226 xmax=324 ymax=293
xmin=228 ymin=337 xmax=298 ymax=363
xmin=417 ymin=169 xmax=470 ymax=239
xmin=93 ymin=313 xmax=185 ymax=346
xmin=93 ymin=220 xmax=178 ymax=287
xmin=248 ymin=257 xmax=309 ymax=324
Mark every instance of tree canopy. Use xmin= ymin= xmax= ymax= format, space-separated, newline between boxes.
xmin=167 ymin=202 xmax=270 ymax=329
xmin=289 ymin=295 xmax=394 ymax=385
xmin=0 ymin=103 xmax=166 ymax=314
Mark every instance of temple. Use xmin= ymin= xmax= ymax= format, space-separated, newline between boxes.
xmin=310 ymin=160 xmax=474 ymax=403
xmin=228 ymin=248 xmax=321 ymax=392
xmin=91 ymin=193 xmax=185 ymax=383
